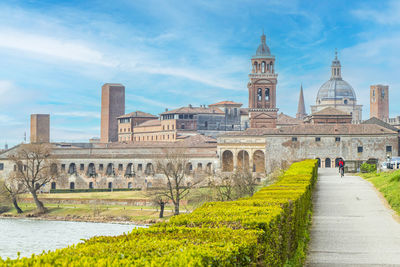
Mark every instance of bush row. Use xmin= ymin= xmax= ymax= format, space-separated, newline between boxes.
xmin=1 ymin=159 xmax=317 ymax=266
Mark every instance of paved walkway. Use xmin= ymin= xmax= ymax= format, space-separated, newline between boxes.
xmin=306 ymin=169 xmax=400 ymax=266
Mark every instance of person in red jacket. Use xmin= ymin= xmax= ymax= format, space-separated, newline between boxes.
xmin=338 ymin=159 xmax=345 ymax=177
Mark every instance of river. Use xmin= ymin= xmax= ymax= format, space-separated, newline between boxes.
xmin=0 ymin=218 xmax=144 ymax=260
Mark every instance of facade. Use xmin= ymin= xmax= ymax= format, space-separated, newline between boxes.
xmin=100 ymin=83 xmax=125 ymax=143
xmin=370 ymin=85 xmax=389 ymax=121
xmin=117 ymin=111 xmax=158 ymax=142
xmin=311 ymin=51 xmax=362 ymax=123
xmin=30 ymin=114 xmax=50 ymax=143
xmin=0 ymin=135 xmax=218 ymax=191
xmin=218 ymin=124 xmax=398 ymax=173
xmin=248 ymin=34 xmax=279 ymax=128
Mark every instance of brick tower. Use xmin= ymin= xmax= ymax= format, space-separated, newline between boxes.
xmin=248 ymin=33 xmax=278 ymax=128
xmin=30 ymin=114 xmax=50 ymax=143
xmin=100 ymin=83 xmax=125 ymax=143
xmin=370 ymin=85 xmax=389 ymax=121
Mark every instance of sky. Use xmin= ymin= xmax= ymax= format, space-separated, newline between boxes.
xmin=0 ymin=0 xmax=400 ymax=146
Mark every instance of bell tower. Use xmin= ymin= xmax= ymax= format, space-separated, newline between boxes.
xmin=248 ymin=33 xmax=278 ymax=128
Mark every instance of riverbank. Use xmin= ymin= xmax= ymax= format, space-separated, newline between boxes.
xmin=0 ymin=202 xmax=175 ymax=225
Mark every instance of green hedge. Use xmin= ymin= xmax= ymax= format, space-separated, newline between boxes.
xmin=1 ymin=159 xmax=317 ymax=266
xmin=49 ymin=188 xmax=141 ymax=193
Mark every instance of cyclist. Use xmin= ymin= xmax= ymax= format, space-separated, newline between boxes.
xmin=338 ymin=158 xmax=345 ymax=177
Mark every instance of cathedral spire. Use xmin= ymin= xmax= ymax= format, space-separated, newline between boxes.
xmin=296 ymin=84 xmax=307 ymax=120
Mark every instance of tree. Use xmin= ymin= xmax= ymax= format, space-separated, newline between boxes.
xmin=208 ymin=173 xmax=236 ymax=201
xmin=232 ymin=169 xmax=258 ymax=198
xmin=1 ymin=176 xmax=24 ymax=214
xmin=146 ymin=189 xmax=169 ymax=218
xmin=153 ymin=148 xmax=202 ymax=215
xmin=8 ymin=143 xmax=58 ymax=214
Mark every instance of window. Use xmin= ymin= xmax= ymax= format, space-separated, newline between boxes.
xmin=386 ymin=146 xmax=392 ymax=152
xmin=315 ymin=137 xmax=321 ymax=142
xmin=138 ymin=164 xmax=142 ymax=172
xmin=344 ymin=99 xmax=348 ymax=104
xmin=357 ymin=146 xmax=363 ymax=153
xmin=382 ymin=90 xmax=385 ymax=99
xmin=189 ymin=114 xmax=193 ymax=119
xmin=61 ymin=164 xmax=66 ymax=171
xmin=292 ymin=137 xmax=297 ymax=142
xmin=118 ymin=164 xmax=123 ymax=171
xmin=0 ymin=163 xmax=3 ymax=171
xmin=80 ymin=164 xmax=84 ymax=171
xmin=99 ymin=164 xmax=103 ymax=171
xmin=205 ymin=121 xmax=208 ymax=128
xmin=265 ymin=88 xmax=270 ymax=101
xmin=89 ymin=182 xmax=93 ymax=189
xmin=257 ymin=88 xmax=262 ymax=101
xmin=179 ymin=114 xmax=183 ymax=119
xmin=335 ymin=137 xmax=341 ymax=142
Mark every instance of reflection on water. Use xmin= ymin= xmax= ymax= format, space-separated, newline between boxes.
xmin=0 ymin=218 xmax=144 ymax=259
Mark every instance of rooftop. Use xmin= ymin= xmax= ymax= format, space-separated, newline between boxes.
xmin=161 ymin=106 xmax=224 ymax=115
xmin=135 ymin=119 xmax=161 ymax=127
xmin=118 ymin=111 xmax=158 ymax=119
xmin=209 ymin=101 xmax=243 ymax=106
xmin=312 ymin=107 xmax=350 ymax=116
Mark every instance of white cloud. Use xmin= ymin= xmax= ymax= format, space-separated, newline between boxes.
xmin=0 ymin=28 xmax=115 ymax=66
xmin=352 ymin=1 xmax=400 ymax=25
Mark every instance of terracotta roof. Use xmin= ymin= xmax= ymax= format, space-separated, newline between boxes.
xmin=221 ymin=124 xmax=397 ymax=136
xmin=362 ymin=117 xmax=400 ymax=132
xmin=161 ymin=106 xmax=224 ymax=115
xmin=180 ymin=134 xmax=217 ymax=144
xmin=118 ymin=111 xmax=158 ymax=119
xmin=135 ymin=119 xmax=161 ymax=127
xmin=209 ymin=101 xmax=242 ymax=106
xmin=312 ymin=107 xmax=350 ymax=116
xmin=277 ymin=113 xmax=302 ymax=125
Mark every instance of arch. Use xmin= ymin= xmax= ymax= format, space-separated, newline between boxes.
xmin=261 ymin=61 xmax=266 ymax=73
xmin=185 ymin=163 xmax=193 ymax=174
xmin=106 ymin=163 xmax=114 ymax=176
xmin=325 ymin=158 xmax=331 ymax=168
xmin=265 ymin=88 xmax=270 ymax=101
xmin=254 ymin=61 xmax=258 ymax=72
xmin=128 ymin=182 xmax=133 ymax=189
xmin=237 ymin=150 xmax=250 ymax=170
xmin=108 ymin=182 xmax=113 ymax=189
xmin=257 ymin=88 xmax=262 ymax=101
xmin=316 ymin=158 xmax=321 ymax=168
xmin=70 ymin=182 xmax=75 ymax=190
xmin=51 ymin=182 xmax=56 ymax=190
xmin=222 ymin=150 xmax=234 ymax=172
xmin=125 ymin=163 xmax=134 ymax=177
xmin=145 ymin=163 xmax=154 ymax=175
xmin=50 ymin=163 xmax=58 ymax=175
xmin=87 ymin=163 xmax=96 ymax=177
xmin=206 ymin=162 xmax=212 ymax=173
xmin=253 ymin=150 xmax=265 ymax=173
xmin=89 ymin=182 xmax=93 ymax=189
xmin=197 ymin=163 xmax=202 ymax=171
xmin=68 ymin=163 xmax=76 ymax=175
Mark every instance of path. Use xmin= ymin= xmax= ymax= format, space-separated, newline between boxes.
xmin=306 ymin=169 xmax=400 ymax=266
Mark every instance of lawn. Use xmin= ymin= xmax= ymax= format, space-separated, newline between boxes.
xmin=360 ymin=170 xmax=400 ymax=215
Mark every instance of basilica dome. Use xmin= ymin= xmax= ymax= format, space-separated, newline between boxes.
xmin=316 ymin=79 xmax=356 ymax=103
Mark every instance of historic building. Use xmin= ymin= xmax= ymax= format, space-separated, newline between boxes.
xmin=248 ymin=33 xmax=279 ymax=128
xmin=370 ymin=84 xmax=389 ymax=121
xmin=311 ymin=51 xmax=362 ymax=123
xmin=117 ymin=111 xmax=158 ymax=142
xmin=100 ymin=83 xmax=125 ymax=143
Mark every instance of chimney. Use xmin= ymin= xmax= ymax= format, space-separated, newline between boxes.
xmin=188 ymin=104 xmax=192 ymax=108
xmin=165 ymin=108 xmax=168 ymax=112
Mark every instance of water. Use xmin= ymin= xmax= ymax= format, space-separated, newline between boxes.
xmin=0 ymin=218 xmax=144 ymax=259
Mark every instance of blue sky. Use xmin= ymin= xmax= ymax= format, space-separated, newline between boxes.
xmin=1 ymin=0 xmax=400 ymax=146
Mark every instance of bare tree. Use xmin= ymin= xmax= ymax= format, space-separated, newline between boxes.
xmin=152 ymin=148 xmax=202 ymax=215
xmin=146 ymin=188 xmax=169 ymax=218
xmin=208 ymin=173 xmax=236 ymax=201
xmin=232 ymin=169 xmax=258 ymax=198
xmin=8 ymin=143 xmax=58 ymax=214
xmin=1 ymin=176 xmax=25 ymax=214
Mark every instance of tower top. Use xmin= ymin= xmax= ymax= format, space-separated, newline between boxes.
xmin=296 ymin=84 xmax=307 ymax=120
xmin=254 ymin=33 xmax=272 ymax=57
xmin=331 ymin=50 xmax=342 ymax=79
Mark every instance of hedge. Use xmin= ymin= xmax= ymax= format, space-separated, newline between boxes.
xmin=0 ymin=159 xmax=318 ymax=266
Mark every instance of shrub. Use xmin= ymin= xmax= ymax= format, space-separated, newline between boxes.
xmin=360 ymin=163 xmax=377 ymax=173
xmin=1 ymin=159 xmax=318 ymax=266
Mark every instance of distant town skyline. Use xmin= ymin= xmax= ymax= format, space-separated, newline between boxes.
xmin=1 ymin=0 xmax=400 ymax=146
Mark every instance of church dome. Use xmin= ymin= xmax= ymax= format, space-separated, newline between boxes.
xmin=316 ymin=79 xmax=356 ymax=103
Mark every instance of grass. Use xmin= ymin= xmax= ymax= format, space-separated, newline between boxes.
xmin=360 ymin=170 xmax=400 ymax=215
